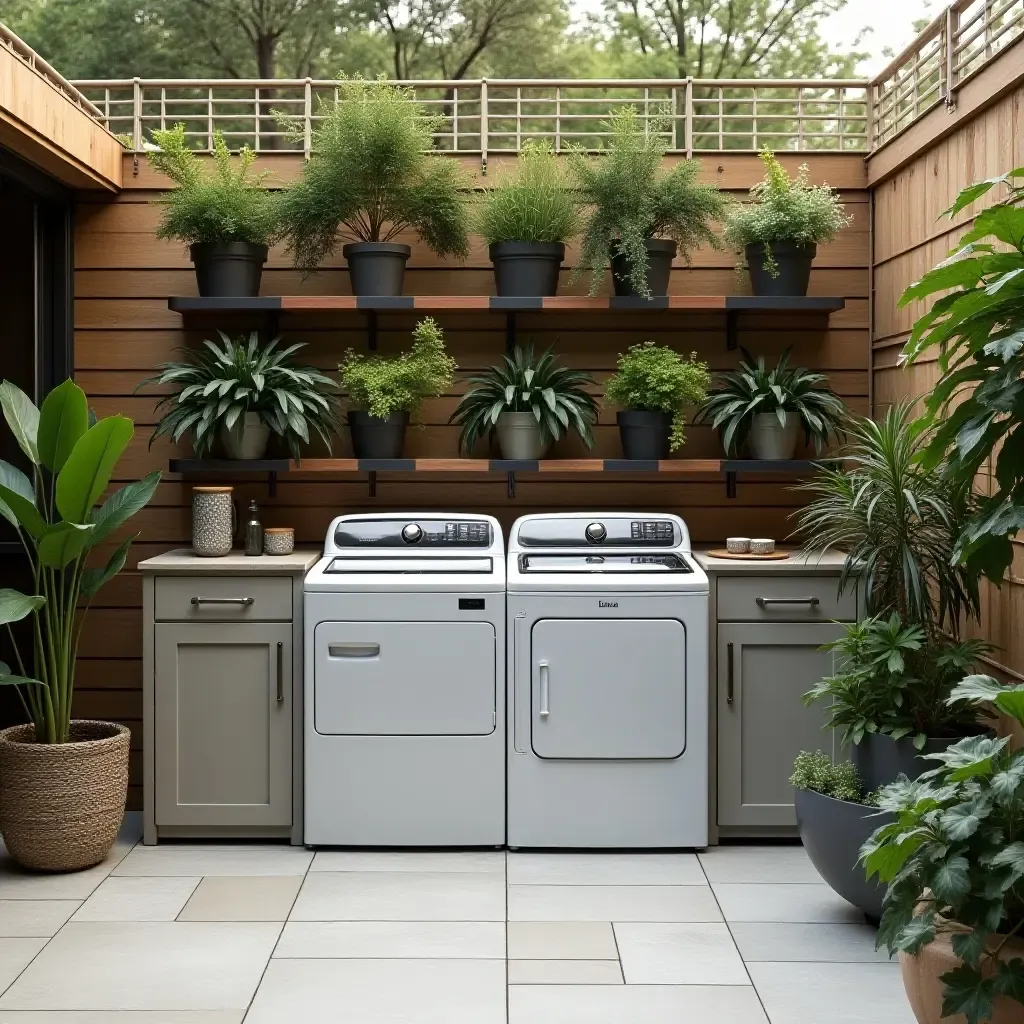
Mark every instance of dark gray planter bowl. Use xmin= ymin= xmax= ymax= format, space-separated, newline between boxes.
xmin=745 ymin=241 xmax=816 ymax=297
xmin=190 ymin=241 xmax=267 ymax=297
xmin=852 ymin=732 xmax=970 ymax=793
xmin=348 ymin=410 xmax=409 ymax=459
xmin=617 ymin=410 xmax=672 ymax=460
xmin=795 ymin=787 xmax=893 ymax=922
xmin=610 ymin=239 xmax=677 ymax=297
xmin=343 ymin=242 xmax=411 ymax=296
xmin=490 ymin=242 xmax=564 ymax=297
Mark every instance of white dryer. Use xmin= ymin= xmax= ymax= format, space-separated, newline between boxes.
xmin=304 ymin=513 xmax=505 ymax=846
xmin=507 ymin=512 xmax=709 ymax=848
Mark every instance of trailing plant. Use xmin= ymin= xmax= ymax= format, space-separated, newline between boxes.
xmin=567 ymin=106 xmax=726 ymax=298
xmin=477 ymin=141 xmax=578 ymax=245
xmin=790 ymin=750 xmax=863 ymax=803
xmin=339 ymin=317 xmax=456 ymax=420
xmin=695 ymin=347 xmax=846 ymax=456
xmin=604 ymin=342 xmax=710 ymax=450
xmin=0 ymin=380 xmax=159 ymax=743
xmin=147 ymin=124 xmax=278 ymax=247
xmin=277 ymin=76 xmax=470 ymax=272
xmin=450 ymin=345 xmax=598 ymax=454
xmin=141 ymin=332 xmax=340 ymax=459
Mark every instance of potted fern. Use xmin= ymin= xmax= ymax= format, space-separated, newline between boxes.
xmin=278 ymin=77 xmax=470 ymax=296
xmin=147 ymin=124 xmax=278 ymax=297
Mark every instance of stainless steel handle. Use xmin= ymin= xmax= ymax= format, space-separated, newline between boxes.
xmin=190 ymin=596 xmax=254 ymax=606
xmin=755 ymin=596 xmax=820 ymax=608
xmin=539 ymin=659 xmax=550 ymax=717
xmin=727 ymin=642 xmax=734 ymax=705
xmin=276 ymin=642 xmax=283 ymax=704
xmin=328 ymin=643 xmax=380 ymax=658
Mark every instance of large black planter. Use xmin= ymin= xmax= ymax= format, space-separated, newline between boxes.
xmin=745 ymin=241 xmax=816 ymax=297
xmin=617 ymin=410 xmax=672 ymax=460
xmin=795 ymin=787 xmax=893 ymax=922
xmin=190 ymin=241 xmax=267 ymax=297
xmin=490 ymin=242 xmax=564 ymax=297
xmin=348 ymin=410 xmax=409 ymax=458
xmin=610 ymin=239 xmax=677 ymax=297
xmin=343 ymin=242 xmax=411 ymax=296
xmin=852 ymin=732 xmax=968 ymax=793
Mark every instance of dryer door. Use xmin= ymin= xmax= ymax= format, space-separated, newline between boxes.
xmin=531 ymin=618 xmax=686 ymax=759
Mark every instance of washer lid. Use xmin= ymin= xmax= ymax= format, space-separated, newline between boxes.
xmin=519 ymin=554 xmax=693 ymax=573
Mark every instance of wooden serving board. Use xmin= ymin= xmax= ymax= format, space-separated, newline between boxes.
xmin=706 ymin=549 xmax=790 ymax=561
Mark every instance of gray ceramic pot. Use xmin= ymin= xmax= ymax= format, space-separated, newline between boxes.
xmin=852 ymin=732 xmax=971 ymax=793
xmin=745 ymin=241 xmax=816 ymax=297
xmin=610 ymin=238 xmax=677 ymax=297
xmin=348 ymin=410 xmax=409 ymax=459
xmin=749 ymin=412 xmax=799 ymax=460
xmin=496 ymin=411 xmax=549 ymax=460
xmin=220 ymin=413 xmax=270 ymax=460
xmin=617 ymin=410 xmax=672 ymax=460
xmin=343 ymin=242 xmax=411 ymax=296
xmin=490 ymin=242 xmax=564 ymax=297
xmin=190 ymin=241 xmax=267 ymax=297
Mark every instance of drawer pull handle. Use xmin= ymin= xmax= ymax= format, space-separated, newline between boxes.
xmin=190 ymin=596 xmax=254 ymax=607
xmin=276 ymin=642 xmax=284 ymax=704
xmin=329 ymin=643 xmax=380 ymax=658
xmin=539 ymin=660 xmax=550 ymax=717
xmin=755 ymin=596 xmax=820 ymax=608
xmin=727 ymin=642 xmax=734 ymax=705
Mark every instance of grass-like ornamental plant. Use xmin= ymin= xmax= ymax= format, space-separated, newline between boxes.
xmin=277 ymin=76 xmax=470 ymax=272
xmin=604 ymin=342 xmax=710 ymax=450
xmin=339 ymin=318 xmax=456 ymax=420
xmin=0 ymin=380 xmax=159 ymax=742
xmin=790 ymin=751 xmax=863 ymax=804
xmin=141 ymin=332 xmax=340 ymax=458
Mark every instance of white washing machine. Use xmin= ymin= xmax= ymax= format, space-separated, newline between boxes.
xmin=304 ymin=513 xmax=505 ymax=846
xmin=507 ymin=512 xmax=709 ymax=848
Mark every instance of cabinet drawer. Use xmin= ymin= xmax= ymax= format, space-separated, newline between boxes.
xmin=155 ymin=576 xmax=292 ymax=621
xmin=717 ymin=575 xmax=855 ymax=622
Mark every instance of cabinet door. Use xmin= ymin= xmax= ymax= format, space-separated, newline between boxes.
xmin=718 ymin=622 xmax=842 ymax=828
xmin=154 ymin=621 xmax=292 ymax=828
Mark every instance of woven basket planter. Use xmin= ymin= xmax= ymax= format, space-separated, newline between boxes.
xmin=0 ymin=721 xmax=130 ymax=872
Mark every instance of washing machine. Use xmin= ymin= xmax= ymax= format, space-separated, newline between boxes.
xmin=506 ymin=512 xmax=709 ymax=848
xmin=304 ymin=513 xmax=505 ymax=846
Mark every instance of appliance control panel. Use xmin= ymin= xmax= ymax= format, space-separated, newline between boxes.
xmin=518 ymin=517 xmax=677 ymax=547
xmin=334 ymin=519 xmax=491 ymax=548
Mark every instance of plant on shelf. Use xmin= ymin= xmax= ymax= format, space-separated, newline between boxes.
xmin=450 ymin=345 xmax=598 ymax=460
xmin=277 ymin=75 xmax=470 ymax=296
xmin=141 ymin=332 xmax=340 ymax=461
xmin=147 ymin=124 xmax=279 ymax=297
xmin=477 ymin=140 xmax=579 ymax=297
xmin=723 ymin=147 xmax=850 ymax=296
xmin=695 ymin=347 xmax=846 ymax=460
xmin=568 ymin=106 xmax=726 ymax=299
xmin=0 ymin=379 xmax=159 ymax=871
xmin=604 ymin=342 xmax=710 ymax=459
xmin=339 ymin=317 xmax=456 ymax=459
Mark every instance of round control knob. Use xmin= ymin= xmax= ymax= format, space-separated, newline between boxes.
xmin=585 ymin=522 xmax=607 ymax=543
xmin=401 ymin=523 xmax=423 ymax=544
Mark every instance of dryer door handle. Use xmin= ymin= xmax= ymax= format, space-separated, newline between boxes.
xmin=538 ymin=659 xmax=550 ymax=717
xmin=328 ymin=643 xmax=381 ymax=658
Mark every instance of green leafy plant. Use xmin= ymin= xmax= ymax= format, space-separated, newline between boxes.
xmin=147 ymin=124 xmax=278 ymax=246
xmin=477 ymin=141 xmax=578 ymax=245
xmin=450 ymin=345 xmax=598 ymax=454
xmin=864 ymin=676 xmax=1024 ymax=1024
xmin=140 ymin=332 xmax=340 ymax=459
xmin=0 ymin=380 xmax=159 ymax=743
xmin=277 ymin=76 xmax=470 ymax=273
xmin=724 ymin=148 xmax=850 ymax=275
xmin=790 ymin=750 xmax=863 ymax=803
xmin=604 ymin=342 xmax=710 ymax=450
xmin=339 ymin=317 xmax=456 ymax=420
xmin=568 ymin=106 xmax=726 ymax=298
xmin=695 ymin=347 xmax=846 ymax=456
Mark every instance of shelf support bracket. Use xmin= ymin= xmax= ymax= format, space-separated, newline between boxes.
xmin=507 ymin=471 xmax=516 ymax=499
xmin=726 ymin=470 xmax=737 ymax=499
xmin=726 ymin=309 xmax=738 ymax=351
xmin=368 ymin=470 xmax=377 ymax=498
xmin=267 ymin=471 xmax=278 ymax=499
xmin=367 ymin=309 xmax=379 ymax=351
xmin=505 ymin=312 xmax=517 ymax=355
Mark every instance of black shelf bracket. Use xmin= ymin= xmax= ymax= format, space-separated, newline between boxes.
xmin=726 ymin=470 xmax=737 ymax=499
xmin=726 ymin=310 xmax=738 ymax=351
xmin=267 ymin=471 xmax=278 ymax=498
xmin=507 ymin=471 xmax=516 ymax=499
xmin=368 ymin=470 xmax=377 ymax=497
xmin=505 ymin=312 xmax=517 ymax=355
xmin=367 ymin=309 xmax=379 ymax=351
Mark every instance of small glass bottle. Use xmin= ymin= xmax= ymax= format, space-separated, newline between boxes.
xmin=244 ymin=499 xmax=264 ymax=556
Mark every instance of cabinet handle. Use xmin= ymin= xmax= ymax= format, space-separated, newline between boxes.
xmin=190 ymin=596 xmax=254 ymax=606
xmin=539 ymin=660 xmax=550 ymax=717
xmin=727 ymin=642 xmax=734 ymax=706
xmin=276 ymin=642 xmax=283 ymax=704
xmin=755 ymin=596 xmax=820 ymax=608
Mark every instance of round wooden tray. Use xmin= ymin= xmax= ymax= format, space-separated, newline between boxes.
xmin=706 ymin=548 xmax=790 ymax=561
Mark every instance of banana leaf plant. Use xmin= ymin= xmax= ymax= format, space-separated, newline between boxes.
xmin=0 ymin=379 xmax=159 ymax=744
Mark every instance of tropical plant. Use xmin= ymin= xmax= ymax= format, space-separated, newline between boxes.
xmin=695 ymin=347 xmax=846 ymax=456
xmin=477 ymin=140 xmax=578 ymax=245
xmin=567 ymin=106 xmax=727 ymax=298
xmin=339 ymin=317 xmax=456 ymax=420
xmin=146 ymin=124 xmax=278 ymax=246
xmin=604 ymin=342 xmax=710 ymax=450
xmin=864 ymin=676 xmax=1024 ymax=1024
xmin=790 ymin=750 xmax=863 ymax=804
xmin=450 ymin=345 xmax=598 ymax=454
xmin=0 ymin=380 xmax=159 ymax=743
xmin=140 ymin=332 xmax=340 ymax=459
xmin=277 ymin=76 xmax=470 ymax=273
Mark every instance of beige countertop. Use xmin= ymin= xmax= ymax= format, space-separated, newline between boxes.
xmin=139 ymin=548 xmax=321 ymax=573
xmin=694 ymin=546 xmax=850 ymax=573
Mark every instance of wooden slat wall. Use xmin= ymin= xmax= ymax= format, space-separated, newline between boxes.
xmin=74 ymin=152 xmax=869 ymax=809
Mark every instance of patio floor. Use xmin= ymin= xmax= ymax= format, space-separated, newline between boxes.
xmin=0 ymin=815 xmax=913 ymax=1023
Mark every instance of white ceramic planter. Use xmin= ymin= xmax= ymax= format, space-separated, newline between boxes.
xmin=220 ymin=413 xmax=270 ymax=460
xmin=495 ymin=411 xmax=550 ymax=460
xmin=749 ymin=412 xmax=799 ymax=460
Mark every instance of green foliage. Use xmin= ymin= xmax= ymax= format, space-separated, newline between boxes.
xmin=789 ymin=750 xmax=863 ymax=804
xmin=141 ymin=332 xmax=340 ymax=459
xmin=0 ymin=380 xmax=158 ymax=743
xmin=147 ymin=125 xmax=278 ymax=247
xmin=277 ymin=76 xmax=470 ymax=272
xmin=450 ymin=345 xmax=598 ymax=454
xmin=695 ymin=346 xmax=845 ymax=456
xmin=477 ymin=141 xmax=578 ymax=245
xmin=567 ymin=106 xmax=726 ymax=297
xmin=339 ymin=318 xmax=456 ymax=420
xmin=604 ymin=342 xmax=710 ymax=450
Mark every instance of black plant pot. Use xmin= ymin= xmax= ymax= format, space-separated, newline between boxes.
xmin=852 ymin=732 xmax=973 ymax=793
xmin=617 ymin=410 xmax=672 ymax=460
xmin=610 ymin=239 xmax=677 ymax=297
xmin=489 ymin=241 xmax=564 ymax=297
xmin=795 ymin=787 xmax=893 ymax=922
xmin=745 ymin=241 xmax=816 ymax=297
xmin=190 ymin=241 xmax=267 ymax=297
xmin=343 ymin=242 xmax=412 ymax=296
xmin=348 ymin=410 xmax=409 ymax=459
